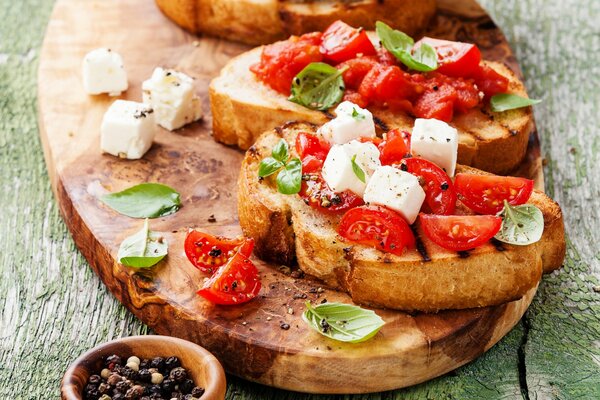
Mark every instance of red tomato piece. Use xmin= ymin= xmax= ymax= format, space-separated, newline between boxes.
xmin=197 ymin=252 xmax=261 ymax=305
xmin=420 ymin=213 xmax=502 ymax=251
xmin=321 ymin=20 xmax=377 ymax=64
xmin=184 ymin=231 xmax=254 ymax=274
xmin=295 ymin=132 xmax=330 ymax=161
xmin=378 ymin=129 xmax=411 ymax=165
xmin=300 ymin=174 xmax=364 ymax=213
xmin=454 ymin=174 xmax=534 ymax=215
xmin=472 ymin=64 xmax=509 ymax=99
xmin=338 ymin=205 xmax=416 ymax=255
xmin=449 ymin=78 xmax=481 ymax=113
xmin=413 ymin=83 xmax=456 ymax=122
xmin=399 ymin=157 xmax=457 ymax=215
xmin=342 ymin=89 xmax=369 ymax=108
xmin=338 ymin=56 xmax=379 ymax=89
xmin=415 ymin=37 xmax=482 ymax=78
xmin=359 ymin=65 xmax=417 ymax=105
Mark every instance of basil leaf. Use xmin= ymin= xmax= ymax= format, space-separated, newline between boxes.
xmin=288 ymin=62 xmax=345 ymax=111
xmin=351 ymin=154 xmax=366 ymax=183
xmin=494 ymin=201 xmax=544 ymax=245
xmin=258 ymin=157 xmax=284 ymax=177
xmin=276 ymin=158 xmax=302 ymax=195
xmin=118 ymin=219 xmax=168 ymax=268
xmin=302 ymin=301 xmax=385 ymax=343
xmin=376 ymin=21 xmax=438 ymax=72
xmin=271 ymin=139 xmax=289 ymax=163
xmin=490 ymin=93 xmax=542 ymax=112
xmin=351 ymin=107 xmax=365 ymax=120
xmin=101 ymin=183 xmax=181 ymax=218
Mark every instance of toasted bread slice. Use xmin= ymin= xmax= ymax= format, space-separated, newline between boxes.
xmin=155 ymin=0 xmax=436 ymax=45
xmin=211 ymin=47 xmax=533 ymax=175
xmin=238 ymin=122 xmax=566 ymax=312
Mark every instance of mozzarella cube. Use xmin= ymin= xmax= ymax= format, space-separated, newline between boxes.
xmin=82 ymin=48 xmax=128 ymax=96
xmin=322 ymin=140 xmax=381 ymax=196
xmin=100 ymin=100 xmax=157 ymax=159
xmin=142 ymin=67 xmax=203 ymax=131
xmin=317 ymin=101 xmax=376 ymax=144
xmin=364 ymin=166 xmax=425 ymax=224
xmin=411 ymin=118 xmax=458 ymax=177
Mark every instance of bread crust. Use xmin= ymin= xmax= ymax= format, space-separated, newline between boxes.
xmin=211 ymin=47 xmax=533 ymax=175
xmin=155 ymin=0 xmax=436 ymax=45
xmin=238 ymin=122 xmax=566 ymax=312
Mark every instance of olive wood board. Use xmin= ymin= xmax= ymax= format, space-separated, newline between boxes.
xmin=38 ymin=0 xmax=544 ymax=394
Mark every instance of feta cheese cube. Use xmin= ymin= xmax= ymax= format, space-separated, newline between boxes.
xmin=82 ymin=48 xmax=128 ymax=96
xmin=142 ymin=67 xmax=203 ymax=131
xmin=363 ymin=166 xmax=425 ymax=224
xmin=322 ymin=140 xmax=381 ymax=196
xmin=410 ymin=118 xmax=458 ymax=177
xmin=100 ymin=100 xmax=157 ymax=160
xmin=317 ymin=101 xmax=376 ymax=144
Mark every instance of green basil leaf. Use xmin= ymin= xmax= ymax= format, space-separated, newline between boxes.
xmin=351 ymin=107 xmax=365 ymax=120
xmin=494 ymin=201 xmax=544 ymax=245
xmin=376 ymin=21 xmax=438 ymax=72
xmin=351 ymin=154 xmax=366 ymax=183
xmin=101 ymin=183 xmax=181 ymax=218
xmin=276 ymin=158 xmax=302 ymax=195
xmin=490 ymin=93 xmax=542 ymax=112
xmin=271 ymin=139 xmax=289 ymax=163
xmin=258 ymin=157 xmax=284 ymax=177
xmin=118 ymin=219 xmax=168 ymax=268
xmin=405 ymin=43 xmax=438 ymax=71
xmin=288 ymin=62 xmax=345 ymax=111
xmin=302 ymin=301 xmax=385 ymax=343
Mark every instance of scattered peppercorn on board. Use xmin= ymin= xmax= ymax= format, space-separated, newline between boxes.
xmin=38 ymin=0 xmax=545 ymax=394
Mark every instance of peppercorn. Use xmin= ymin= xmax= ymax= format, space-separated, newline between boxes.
xmin=164 ymin=356 xmax=181 ymax=369
xmin=150 ymin=357 xmax=165 ymax=371
xmin=105 ymin=355 xmax=123 ymax=368
xmin=138 ymin=369 xmax=152 ymax=383
xmin=169 ymin=367 xmax=187 ymax=383
xmin=88 ymin=374 xmax=101 ymax=385
xmin=112 ymin=394 xmax=125 ymax=400
xmin=98 ymin=382 xmax=111 ymax=394
xmin=161 ymin=378 xmax=175 ymax=394
xmin=179 ymin=379 xmax=194 ymax=394
xmin=126 ymin=361 xmax=140 ymax=372
xmin=125 ymin=385 xmax=144 ymax=399
xmin=191 ymin=387 xmax=205 ymax=397
xmin=101 ymin=368 xmax=111 ymax=379
xmin=151 ymin=372 xmax=164 ymax=385
xmin=99 ymin=395 xmax=111 ymax=400
xmin=184 ymin=395 xmax=194 ymax=400
xmin=107 ymin=373 xmax=122 ymax=386
xmin=148 ymin=394 xmax=163 ymax=400
xmin=139 ymin=359 xmax=150 ymax=369
xmin=85 ymin=388 xmax=101 ymax=400
xmin=170 ymin=393 xmax=183 ymax=400
xmin=122 ymin=366 xmax=138 ymax=380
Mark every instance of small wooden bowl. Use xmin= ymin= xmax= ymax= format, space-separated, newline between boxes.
xmin=61 ymin=335 xmax=226 ymax=400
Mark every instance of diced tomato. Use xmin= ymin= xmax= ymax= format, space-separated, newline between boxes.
xmin=197 ymin=251 xmax=261 ymax=305
xmin=338 ymin=56 xmax=379 ymax=89
xmin=321 ymin=21 xmax=377 ymax=64
xmin=449 ymin=78 xmax=481 ymax=113
xmin=472 ymin=64 xmax=509 ymax=99
xmin=378 ymin=129 xmax=411 ymax=165
xmin=420 ymin=213 xmax=502 ymax=251
xmin=342 ymin=89 xmax=369 ymax=108
xmin=415 ymin=38 xmax=482 ymax=78
xmin=357 ymin=136 xmax=383 ymax=146
xmin=338 ymin=205 xmax=416 ymax=256
xmin=399 ymin=157 xmax=457 ymax=215
xmin=250 ymin=32 xmax=323 ymax=95
xmin=184 ymin=231 xmax=254 ymax=274
xmin=377 ymin=46 xmax=398 ymax=66
xmin=413 ymin=83 xmax=456 ymax=122
xmin=359 ymin=65 xmax=417 ymax=105
xmin=454 ymin=174 xmax=534 ymax=215
xmin=295 ymin=132 xmax=331 ymax=173
xmin=299 ymin=173 xmax=364 ymax=213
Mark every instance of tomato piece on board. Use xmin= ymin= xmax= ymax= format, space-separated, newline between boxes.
xmin=420 ymin=213 xmax=502 ymax=252
xmin=320 ymin=20 xmax=377 ymax=64
xmin=472 ymin=64 xmax=509 ymax=99
xmin=359 ymin=65 xmax=417 ymax=105
xmin=415 ymin=37 xmax=482 ymax=78
xmin=378 ymin=129 xmax=411 ymax=165
xmin=399 ymin=157 xmax=457 ymax=215
xmin=338 ymin=205 xmax=416 ymax=255
xmin=454 ymin=174 xmax=534 ymax=215
xmin=299 ymin=174 xmax=364 ymax=213
xmin=184 ymin=231 xmax=254 ymax=274
xmin=250 ymin=32 xmax=323 ymax=95
xmin=338 ymin=56 xmax=379 ymax=89
xmin=197 ymin=252 xmax=261 ymax=305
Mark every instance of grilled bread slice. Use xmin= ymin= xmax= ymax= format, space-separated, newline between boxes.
xmin=238 ymin=122 xmax=566 ymax=312
xmin=211 ymin=46 xmax=533 ymax=175
xmin=155 ymin=0 xmax=436 ymax=45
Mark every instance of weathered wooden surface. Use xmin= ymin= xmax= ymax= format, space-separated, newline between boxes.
xmin=0 ymin=0 xmax=598 ymax=398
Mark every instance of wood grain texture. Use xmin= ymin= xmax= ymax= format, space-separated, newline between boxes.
xmin=0 ymin=0 xmax=598 ymax=399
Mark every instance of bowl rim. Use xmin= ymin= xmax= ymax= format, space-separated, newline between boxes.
xmin=60 ymin=335 xmax=226 ymax=400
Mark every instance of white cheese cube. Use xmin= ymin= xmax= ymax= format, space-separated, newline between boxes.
xmin=82 ymin=48 xmax=128 ymax=96
xmin=410 ymin=118 xmax=458 ymax=177
xmin=363 ymin=166 xmax=425 ymax=224
xmin=317 ymin=101 xmax=376 ymax=144
xmin=100 ymin=100 xmax=157 ymax=160
xmin=142 ymin=67 xmax=203 ymax=131
xmin=322 ymin=140 xmax=381 ymax=196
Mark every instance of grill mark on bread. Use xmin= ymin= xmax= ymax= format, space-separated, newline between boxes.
xmin=373 ymin=115 xmax=389 ymax=132
xmin=411 ymin=226 xmax=431 ymax=262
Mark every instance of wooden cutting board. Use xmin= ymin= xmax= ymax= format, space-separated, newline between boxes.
xmin=38 ymin=0 xmax=544 ymax=394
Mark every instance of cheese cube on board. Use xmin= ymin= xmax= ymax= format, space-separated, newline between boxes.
xmin=363 ymin=166 xmax=425 ymax=224
xmin=142 ymin=67 xmax=203 ymax=131
xmin=82 ymin=48 xmax=128 ymax=96
xmin=411 ymin=118 xmax=458 ymax=177
xmin=101 ymin=100 xmax=157 ymax=160
xmin=322 ymin=140 xmax=381 ymax=197
xmin=317 ymin=101 xmax=376 ymax=144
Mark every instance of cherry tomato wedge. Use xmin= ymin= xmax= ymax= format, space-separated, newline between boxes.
xmin=454 ymin=174 xmax=534 ymax=215
xmin=415 ymin=38 xmax=481 ymax=78
xmin=399 ymin=157 xmax=457 ymax=215
xmin=295 ymin=132 xmax=330 ymax=161
xmin=300 ymin=174 xmax=364 ymax=213
xmin=379 ymin=129 xmax=411 ymax=165
xmin=338 ymin=205 xmax=415 ymax=256
xmin=420 ymin=213 xmax=502 ymax=252
xmin=197 ymin=252 xmax=261 ymax=305
xmin=472 ymin=64 xmax=509 ymax=99
xmin=320 ymin=20 xmax=377 ymax=64
xmin=184 ymin=230 xmax=254 ymax=274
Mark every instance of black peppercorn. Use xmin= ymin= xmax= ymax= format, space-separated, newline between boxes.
xmin=138 ymin=369 xmax=152 ymax=383
xmin=150 ymin=357 xmax=165 ymax=371
xmin=122 ymin=366 xmax=138 ymax=380
xmin=85 ymin=389 xmax=101 ymax=400
xmin=191 ymin=387 xmax=205 ymax=397
xmin=169 ymin=367 xmax=187 ymax=383
xmin=161 ymin=378 xmax=175 ymax=394
xmin=112 ymin=394 xmax=126 ymax=400
xmin=88 ymin=374 xmax=101 ymax=385
xmin=179 ymin=378 xmax=194 ymax=394
xmin=98 ymin=382 xmax=111 ymax=394
xmin=105 ymin=354 xmax=123 ymax=367
xmin=149 ymin=394 xmax=163 ymax=400
xmin=116 ymin=380 xmax=132 ymax=393
xmin=184 ymin=395 xmax=194 ymax=400
xmin=139 ymin=359 xmax=150 ymax=369
xmin=85 ymin=383 xmax=98 ymax=392
xmin=164 ymin=356 xmax=181 ymax=369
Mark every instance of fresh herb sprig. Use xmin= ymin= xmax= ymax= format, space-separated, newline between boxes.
xmin=117 ymin=219 xmax=168 ymax=268
xmin=494 ymin=200 xmax=544 ymax=245
xmin=490 ymin=93 xmax=542 ymax=112
xmin=376 ymin=21 xmax=438 ymax=72
xmin=258 ymin=139 xmax=302 ymax=194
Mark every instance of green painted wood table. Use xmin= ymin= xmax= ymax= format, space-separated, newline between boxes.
xmin=1 ymin=0 xmax=599 ymax=398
